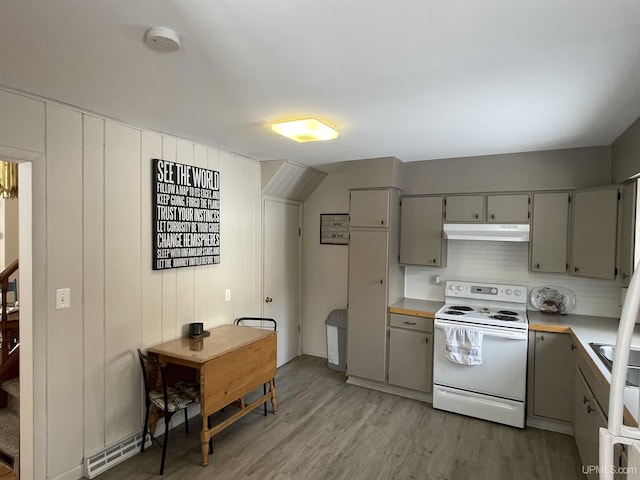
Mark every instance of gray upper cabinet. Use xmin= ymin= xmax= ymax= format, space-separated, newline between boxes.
xmin=444 ymin=195 xmax=484 ymax=222
xmin=400 ymin=196 xmax=446 ymax=267
xmin=350 ymin=189 xmax=390 ymax=227
xmin=487 ymin=194 xmax=530 ymax=222
xmin=530 ymin=192 xmax=569 ymax=273
xmin=571 ymin=187 xmax=619 ymax=280
xmin=618 ymin=182 xmax=637 ymax=286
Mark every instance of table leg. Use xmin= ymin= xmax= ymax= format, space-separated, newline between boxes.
xmin=200 ymin=414 xmax=210 ymax=466
xmin=270 ymin=378 xmax=277 ymax=414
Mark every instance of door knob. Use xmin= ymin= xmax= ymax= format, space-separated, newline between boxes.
xmin=265 ymin=296 xmax=273 ymax=303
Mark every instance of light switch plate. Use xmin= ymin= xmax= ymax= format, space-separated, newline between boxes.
xmin=56 ymin=288 xmax=71 ymax=309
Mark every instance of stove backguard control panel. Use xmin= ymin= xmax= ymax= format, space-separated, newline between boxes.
xmin=446 ymin=281 xmax=527 ymax=304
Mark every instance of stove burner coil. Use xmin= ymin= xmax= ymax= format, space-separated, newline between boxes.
xmin=444 ymin=310 xmax=466 ymax=315
xmin=498 ymin=310 xmax=519 ymax=316
xmin=490 ymin=314 xmax=518 ymax=321
xmin=449 ymin=306 xmax=473 ymax=311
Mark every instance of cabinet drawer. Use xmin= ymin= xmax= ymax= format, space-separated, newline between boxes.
xmin=389 ymin=313 xmax=433 ymax=332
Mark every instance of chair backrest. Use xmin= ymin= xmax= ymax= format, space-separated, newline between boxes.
xmin=137 ymin=349 xmax=168 ymax=406
xmin=234 ymin=317 xmax=277 ymax=332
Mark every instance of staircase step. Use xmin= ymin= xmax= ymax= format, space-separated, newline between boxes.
xmin=0 ymin=379 xmax=18 ymax=413
xmin=0 ymin=408 xmax=18 ymax=473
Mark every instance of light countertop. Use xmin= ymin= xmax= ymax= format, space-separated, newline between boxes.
xmin=388 ymin=299 xmax=444 ymax=318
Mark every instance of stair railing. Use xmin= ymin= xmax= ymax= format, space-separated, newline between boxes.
xmin=0 ymin=258 xmax=18 ymax=365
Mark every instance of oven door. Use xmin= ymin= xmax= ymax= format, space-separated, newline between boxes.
xmin=433 ymin=319 xmax=528 ymax=401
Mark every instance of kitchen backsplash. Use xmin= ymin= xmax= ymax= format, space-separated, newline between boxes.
xmin=404 ymin=240 xmax=623 ymax=318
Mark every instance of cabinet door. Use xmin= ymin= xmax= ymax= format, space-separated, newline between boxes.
xmin=487 ymin=194 xmax=530 ymax=222
xmin=532 ymin=332 xmax=574 ymax=421
xmin=388 ymin=328 xmax=433 ymax=392
xmin=350 ymin=190 xmax=390 ymax=227
xmin=347 ymin=230 xmax=389 ymax=382
xmin=574 ymin=367 xmax=607 ymax=480
xmin=530 ymin=192 xmax=569 ymax=273
xmin=618 ymin=182 xmax=636 ymax=286
xmin=571 ymin=187 xmax=619 ymax=279
xmin=444 ymin=195 xmax=484 ymax=222
xmin=400 ymin=196 xmax=446 ymax=266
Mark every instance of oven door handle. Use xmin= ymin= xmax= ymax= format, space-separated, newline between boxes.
xmin=434 ymin=319 xmax=528 ymax=341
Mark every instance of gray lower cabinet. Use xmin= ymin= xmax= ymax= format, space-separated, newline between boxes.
xmin=529 ymin=331 xmax=574 ymax=422
xmin=346 ymin=229 xmax=389 ymax=382
xmin=399 ymin=196 xmax=446 ymax=267
xmin=574 ymin=366 xmax=607 ymax=480
xmin=571 ymin=186 xmax=619 ymax=279
xmin=387 ymin=314 xmax=433 ymax=393
xmin=530 ymin=192 xmax=570 ymax=273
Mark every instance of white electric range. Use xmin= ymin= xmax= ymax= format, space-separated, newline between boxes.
xmin=432 ymin=280 xmax=529 ymax=428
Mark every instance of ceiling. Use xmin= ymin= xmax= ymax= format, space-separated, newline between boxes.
xmin=1 ymin=1 xmax=640 ymax=169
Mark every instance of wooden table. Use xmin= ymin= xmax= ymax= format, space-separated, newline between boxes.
xmin=147 ymin=324 xmax=277 ymax=466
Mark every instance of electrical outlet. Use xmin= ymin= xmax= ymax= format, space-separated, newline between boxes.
xmin=225 ymin=289 xmax=231 ymax=302
xmin=56 ymin=288 xmax=71 ymax=309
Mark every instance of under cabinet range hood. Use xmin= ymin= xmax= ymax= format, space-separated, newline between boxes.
xmin=443 ymin=223 xmax=530 ymax=242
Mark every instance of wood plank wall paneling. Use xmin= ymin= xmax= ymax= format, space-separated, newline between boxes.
xmin=45 ymin=103 xmax=84 ymax=477
xmin=1 ymin=87 xmax=263 ymax=479
xmin=140 ymin=131 xmax=163 ymax=350
xmin=405 ymin=241 xmax=622 ymax=318
xmin=104 ymin=121 xmax=143 ymax=445
xmin=82 ymin=114 xmax=106 ymax=455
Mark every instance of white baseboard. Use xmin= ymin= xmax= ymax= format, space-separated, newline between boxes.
xmin=526 ymin=416 xmax=574 ymax=435
xmin=50 ymin=464 xmax=83 ymax=480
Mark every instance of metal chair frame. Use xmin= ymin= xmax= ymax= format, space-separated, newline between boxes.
xmin=138 ymin=348 xmax=197 ymax=475
xmin=233 ymin=317 xmax=277 ymax=416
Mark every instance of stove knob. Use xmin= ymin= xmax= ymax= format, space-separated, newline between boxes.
xmin=456 ymin=285 xmax=463 ymax=292
xmin=491 ymin=288 xmax=497 ymax=294
xmin=505 ymin=289 xmax=512 ymax=295
xmin=514 ymin=289 xmax=522 ymax=297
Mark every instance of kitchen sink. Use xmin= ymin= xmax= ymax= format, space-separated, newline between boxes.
xmin=589 ymin=342 xmax=640 ymax=387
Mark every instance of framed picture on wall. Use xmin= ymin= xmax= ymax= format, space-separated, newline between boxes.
xmin=320 ymin=213 xmax=349 ymax=245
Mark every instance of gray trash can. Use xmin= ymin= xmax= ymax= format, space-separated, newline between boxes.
xmin=325 ymin=309 xmax=347 ymax=372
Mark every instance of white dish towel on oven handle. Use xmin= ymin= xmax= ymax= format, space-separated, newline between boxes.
xmin=444 ymin=325 xmax=484 ymax=365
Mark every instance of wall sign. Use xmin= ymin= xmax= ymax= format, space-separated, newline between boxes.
xmin=320 ymin=213 xmax=349 ymax=245
xmin=152 ymin=158 xmax=220 ymax=270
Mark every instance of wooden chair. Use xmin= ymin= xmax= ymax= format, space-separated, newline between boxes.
xmin=233 ymin=317 xmax=277 ymax=415
xmin=137 ymin=349 xmax=200 ymax=475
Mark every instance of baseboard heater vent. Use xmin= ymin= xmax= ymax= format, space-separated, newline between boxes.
xmin=84 ymin=432 xmax=151 ymax=478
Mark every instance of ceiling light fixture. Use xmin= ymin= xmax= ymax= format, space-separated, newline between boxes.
xmin=271 ymin=117 xmax=339 ymax=142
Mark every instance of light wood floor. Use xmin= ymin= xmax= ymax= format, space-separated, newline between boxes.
xmin=97 ymin=355 xmax=585 ymax=480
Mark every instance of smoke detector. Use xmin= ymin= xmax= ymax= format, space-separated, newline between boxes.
xmin=144 ymin=27 xmax=181 ymax=52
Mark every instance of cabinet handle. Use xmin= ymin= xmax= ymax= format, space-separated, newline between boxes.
xmin=425 ymin=337 xmax=429 ymax=344
xmin=490 ymin=213 xmax=495 ymax=219
xmin=474 ymin=213 xmax=479 ymax=219
xmin=535 ymin=263 xmax=540 ymax=270
xmin=571 ymin=344 xmax=577 ymax=351
xmin=587 ymin=405 xmax=593 ymax=414
xmin=583 ymin=396 xmax=589 ymax=404
xmin=380 ymin=279 xmax=384 ymax=284
xmin=380 ymin=220 xmax=385 ymax=225
xmin=432 ymin=258 xmax=437 ymax=264
xmin=574 ymin=267 xmax=579 ymax=273
xmin=539 ymin=335 xmax=544 ymax=342
xmin=403 ymin=321 xmax=417 ymax=326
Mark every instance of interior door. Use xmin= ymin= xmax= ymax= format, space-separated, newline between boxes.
xmin=263 ymin=198 xmax=301 ymax=367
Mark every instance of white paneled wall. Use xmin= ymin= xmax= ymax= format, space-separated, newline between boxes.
xmin=0 ymin=84 xmax=263 ymax=480
xmin=405 ymin=240 xmax=623 ymax=318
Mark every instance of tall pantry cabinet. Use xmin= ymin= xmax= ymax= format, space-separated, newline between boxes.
xmin=347 ymin=188 xmax=403 ymax=384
